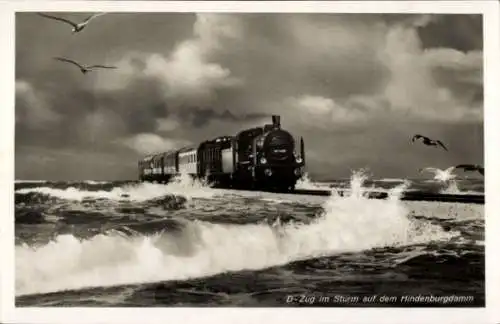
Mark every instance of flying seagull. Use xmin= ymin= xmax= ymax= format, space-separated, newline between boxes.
xmin=54 ymin=57 xmax=117 ymax=74
xmin=455 ymin=164 xmax=484 ymax=176
xmin=411 ymin=134 xmax=448 ymax=151
xmin=37 ymin=12 xmax=106 ymax=33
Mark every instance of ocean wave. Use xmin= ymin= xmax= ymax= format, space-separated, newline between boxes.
xmin=15 ymin=173 xmax=216 ymax=203
xmin=16 ymin=170 xmax=458 ymax=296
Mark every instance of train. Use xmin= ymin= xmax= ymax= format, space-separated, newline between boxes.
xmin=138 ymin=115 xmax=306 ymax=192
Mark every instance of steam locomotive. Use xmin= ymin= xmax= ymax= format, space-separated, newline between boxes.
xmin=138 ymin=115 xmax=306 ymax=191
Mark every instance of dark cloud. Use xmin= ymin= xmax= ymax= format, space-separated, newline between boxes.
xmin=176 ymin=106 xmax=270 ymax=128
xmin=417 ymin=15 xmax=483 ymax=52
xmin=15 ymin=12 xmax=483 ymax=180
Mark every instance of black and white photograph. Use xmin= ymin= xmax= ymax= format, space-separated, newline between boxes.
xmin=2 ymin=1 xmax=500 ymax=324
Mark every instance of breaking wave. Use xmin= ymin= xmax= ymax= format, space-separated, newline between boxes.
xmin=295 ymin=173 xmax=330 ymax=190
xmin=15 ymin=172 xmax=216 ymax=202
xmin=16 ymin=170 xmax=458 ymax=296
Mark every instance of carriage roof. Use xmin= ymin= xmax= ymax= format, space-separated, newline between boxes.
xmin=178 ymin=145 xmax=197 ymax=153
xmin=151 ymin=153 xmax=164 ymax=162
xmin=161 ymin=150 xmax=177 ymax=158
xmin=199 ymin=136 xmax=233 ymax=147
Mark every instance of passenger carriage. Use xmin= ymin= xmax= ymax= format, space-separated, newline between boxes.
xmin=138 ymin=155 xmax=154 ymax=182
xmin=177 ymin=146 xmax=198 ymax=177
xmin=150 ymin=154 xmax=164 ymax=182
xmin=162 ymin=150 xmax=178 ymax=181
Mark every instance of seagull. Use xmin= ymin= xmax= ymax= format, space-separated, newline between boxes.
xmin=54 ymin=57 xmax=117 ymax=74
xmin=37 ymin=12 xmax=106 ymax=33
xmin=454 ymin=164 xmax=484 ymax=176
xmin=411 ymin=134 xmax=448 ymax=151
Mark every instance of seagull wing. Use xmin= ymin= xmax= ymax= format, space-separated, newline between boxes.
xmin=87 ymin=65 xmax=117 ymax=70
xmin=82 ymin=12 xmax=107 ymax=24
xmin=411 ymin=134 xmax=424 ymax=142
xmin=37 ymin=13 xmax=78 ymax=28
xmin=54 ymin=57 xmax=86 ymax=69
xmin=436 ymin=140 xmax=448 ymax=151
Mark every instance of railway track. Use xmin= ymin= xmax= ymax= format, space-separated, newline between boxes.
xmin=291 ymin=189 xmax=485 ymax=204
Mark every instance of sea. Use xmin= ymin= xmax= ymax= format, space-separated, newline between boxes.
xmin=14 ymin=171 xmax=484 ymax=307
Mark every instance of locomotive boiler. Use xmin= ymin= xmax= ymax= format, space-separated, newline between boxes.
xmin=138 ymin=115 xmax=306 ymax=192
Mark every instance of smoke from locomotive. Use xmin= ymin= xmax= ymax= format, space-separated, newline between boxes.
xmin=138 ymin=115 xmax=306 ymax=191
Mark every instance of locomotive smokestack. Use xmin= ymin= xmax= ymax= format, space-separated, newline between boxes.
xmin=272 ymin=115 xmax=281 ymax=128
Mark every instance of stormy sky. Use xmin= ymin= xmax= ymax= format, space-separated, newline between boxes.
xmin=15 ymin=12 xmax=483 ymax=181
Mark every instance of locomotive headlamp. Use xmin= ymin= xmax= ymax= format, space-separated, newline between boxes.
xmin=260 ymin=157 xmax=267 ymax=164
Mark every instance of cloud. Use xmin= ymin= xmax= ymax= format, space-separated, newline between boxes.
xmin=14 ymin=13 xmax=484 ymax=180
xmin=96 ymin=13 xmax=243 ymax=104
xmin=424 ymin=48 xmax=482 ymax=73
xmin=76 ymin=109 xmax=127 ymax=144
xmin=156 ymin=117 xmax=180 ymax=132
xmin=411 ymin=14 xmax=438 ymax=28
xmin=424 ymin=48 xmax=483 ymax=91
xmin=284 ymin=95 xmax=367 ymax=129
xmin=15 ymin=80 xmax=60 ymax=130
xmin=377 ymin=23 xmax=482 ymax=122
xmin=417 ymin=15 xmax=482 ymax=52
xmin=119 ymin=133 xmax=191 ymax=155
xmin=142 ymin=45 xmax=241 ymax=101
